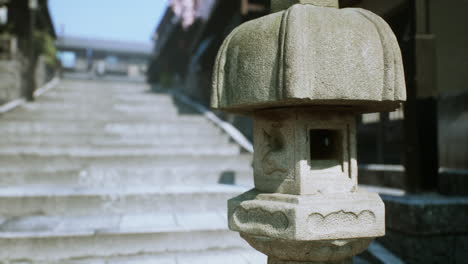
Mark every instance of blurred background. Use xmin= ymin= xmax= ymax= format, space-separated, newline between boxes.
xmin=0 ymin=0 xmax=466 ymax=263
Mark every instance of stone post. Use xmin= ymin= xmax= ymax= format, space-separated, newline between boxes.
xmin=25 ymin=0 xmax=38 ymax=101
xmin=211 ymin=0 xmax=406 ymax=263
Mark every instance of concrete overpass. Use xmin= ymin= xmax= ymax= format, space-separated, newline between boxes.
xmin=56 ymin=36 xmax=152 ymax=78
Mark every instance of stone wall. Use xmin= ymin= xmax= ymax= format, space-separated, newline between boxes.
xmin=0 ymin=59 xmax=23 ymax=104
xmin=379 ymin=194 xmax=468 ymax=264
xmin=35 ymin=55 xmax=54 ymax=88
xmin=0 ymin=56 xmax=55 ymax=105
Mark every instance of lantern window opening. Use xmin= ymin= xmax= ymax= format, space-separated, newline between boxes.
xmin=308 ymin=129 xmax=344 ymax=172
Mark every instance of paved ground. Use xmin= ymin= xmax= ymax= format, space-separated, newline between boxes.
xmin=0 ymin=79 xmax=265 ymax=263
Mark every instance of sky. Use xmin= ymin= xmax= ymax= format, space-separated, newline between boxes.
xmin=49 ymin=0 xmax=168 ymax=44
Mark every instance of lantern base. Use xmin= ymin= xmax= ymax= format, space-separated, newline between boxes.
xmin=242 ymin=233 xmax=371 ymax=263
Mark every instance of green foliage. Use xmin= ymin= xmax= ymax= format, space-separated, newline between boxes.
xmin=34 ymin=30 xmax=57 ymax=67
xmin=160 ymin=71 xmax=173 ymax=88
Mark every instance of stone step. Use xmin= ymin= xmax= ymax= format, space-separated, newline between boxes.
xmin=20 ymin=103 xmax=181 ymax=113
xmin=0 ymin=122 xmax=223 ymax=136
xmin=0 ymin=167 xmax=253 ymax=187
xmin=3 ymin=110 xmax=180 ymax=119
xmin=48 ymin=83 xmax=149 ymax=92
xmin=0 ymin=130 xmax=222 ymax=138
xmin=0 ymin=246 xmax=265 ymax=264
xmin=49 ymin=85 xmax=148 ymax=93
xmin=0 ymin=212 xmax=259 ymax=262
xmin=0 ymin=184 xmax=247 ymax=217
xmin=31 ymin=92 xmax=172 ymax=100
xmin=3 ymin=90 xmax=189 ymax=105
xmin=0 ymin=121 xmax=217 ymax=133
xmin=0 ymin=112 xmax=209 ymax=122
xmin=37 ymin=92 xmax=165 ymax=103
xmin=41 ymin=94 xmax=169 ymax=103
xmin=42 ymin=95 xmax=158 ymax=101
xmin=0 ymin=135 xmax=231 ymax=146
xmin=40 ymin=93 xmax=175 ymax=104
xmin=0 ymin=145 xmax=241 ymax=156
xmin=0 ymin=153 xmax=252 ymax=170
xmin=0 ymin=119 xmax=217 ymax=127
xmin=0 ymin=119 xmax=210 ymax=126
xmin=70 ymin=248 xmax=265 ymax=264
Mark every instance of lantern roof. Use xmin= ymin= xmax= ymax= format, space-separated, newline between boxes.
xmin=211 ymin=1 xmax=406 ymax=113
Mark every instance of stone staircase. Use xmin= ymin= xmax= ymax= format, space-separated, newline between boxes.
xmin=0 ymin=79 xmax=265 ymax=263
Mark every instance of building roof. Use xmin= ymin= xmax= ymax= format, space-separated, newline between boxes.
xmin=56 ymin=36 xmax=153 ymax=56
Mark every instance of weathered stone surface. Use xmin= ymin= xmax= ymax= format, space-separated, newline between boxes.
xmin=245 ymin=233 xmax=368 ymax=263
xmin=229 ymin=189 xmax=384 ymax=241
xmin=0 ymin=60 xmax=22 ymax=103
xmin=211 ymin=3 xmax=405 ymax=113
xmin=253 ymin=108 xmax=357 ymax=195
xmin=227 ymin=106 xmax=387 ymax=262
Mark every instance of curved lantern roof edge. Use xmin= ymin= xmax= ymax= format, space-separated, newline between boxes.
xmin=211 ymin=3 xmax=406 ymax=113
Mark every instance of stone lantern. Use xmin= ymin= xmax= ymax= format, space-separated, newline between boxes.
xmin=211 ymin=0 xmax=406 ymax=263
